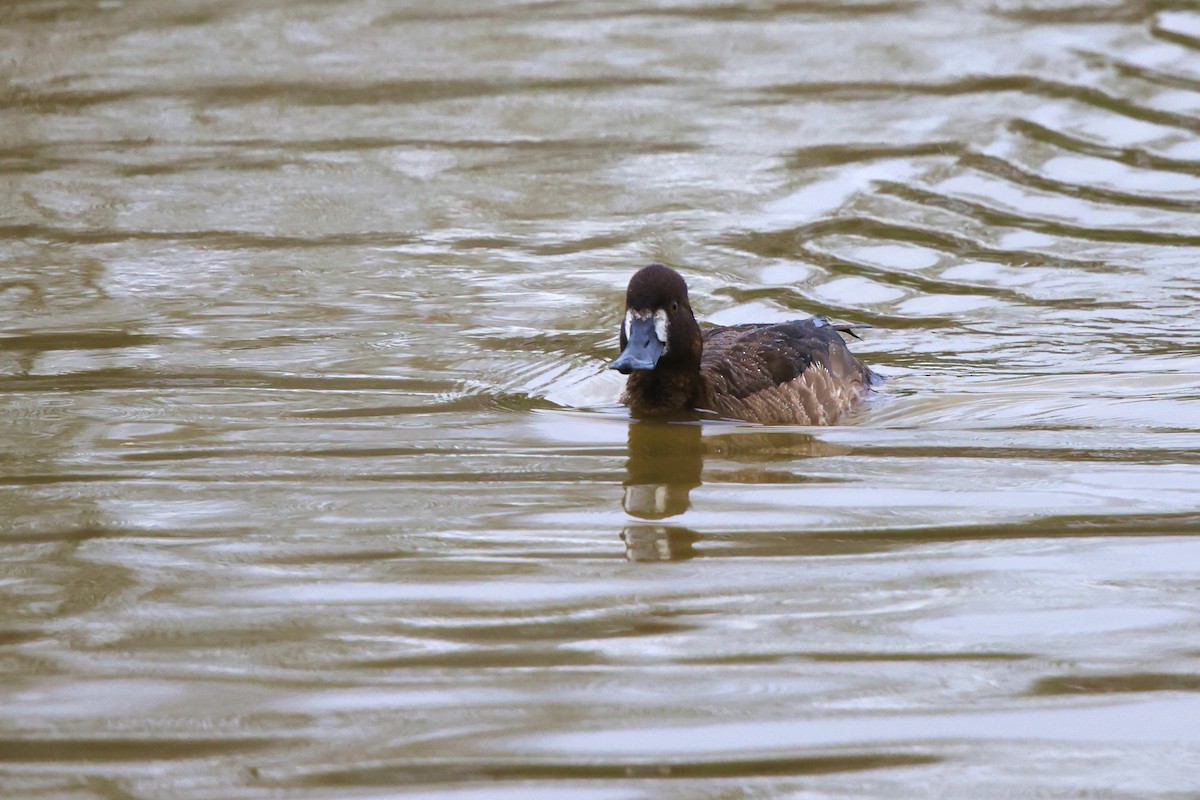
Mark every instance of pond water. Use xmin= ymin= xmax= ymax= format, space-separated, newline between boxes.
xmin=3 ymin=0 xmax=1200 ymax=797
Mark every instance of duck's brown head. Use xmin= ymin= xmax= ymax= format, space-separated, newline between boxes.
xmin=610 ymin=264 xmax=702 ymax=375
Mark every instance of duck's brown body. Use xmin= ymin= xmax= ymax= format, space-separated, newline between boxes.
xmin=611 ymin=265 xmax=874 ymax=425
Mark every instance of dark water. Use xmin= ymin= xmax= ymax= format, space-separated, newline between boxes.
xmin=3 ymin=0 xmax=1200 ymax=797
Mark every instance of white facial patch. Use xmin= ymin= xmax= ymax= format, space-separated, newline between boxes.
xmin=624 ymin=310 xmax=635 ymax=339
xmin=653 ymin=309 xmax=669 ymax=344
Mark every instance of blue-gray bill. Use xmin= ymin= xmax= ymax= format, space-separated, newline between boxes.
xmin=610 ymin=316 xmax=664 ymax=374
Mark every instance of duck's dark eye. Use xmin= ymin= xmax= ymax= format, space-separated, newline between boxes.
xmin=670 ymin=301 xmax=679 ymax=313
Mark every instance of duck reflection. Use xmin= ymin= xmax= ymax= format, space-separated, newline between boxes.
xmin=623 ymin=421 xmax=704 ymax=519
xmin=621 ymin=525 xmax=701 ymax=562
xmin=620 ymin=422 xmax=835 ymax=561
xmin=620 ymin=421 xmax=704 ymax=561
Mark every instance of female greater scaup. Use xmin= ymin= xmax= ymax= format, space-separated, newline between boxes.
xmin=610 ymin=264 xmax=875 ymax=425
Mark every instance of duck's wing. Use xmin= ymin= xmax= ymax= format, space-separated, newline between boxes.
xmin=699 ymin=317 xmax=873 ymax=424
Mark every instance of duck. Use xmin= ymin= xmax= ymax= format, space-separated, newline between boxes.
xmin=610 ymin=264 xmax=875 ymax=425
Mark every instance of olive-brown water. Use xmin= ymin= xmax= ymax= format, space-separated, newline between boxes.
xmin=4 ymin=1 xmax=1200 ymax=797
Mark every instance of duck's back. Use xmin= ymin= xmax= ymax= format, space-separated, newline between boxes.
xmin=698 ymin=317 xmax=874 ymax=425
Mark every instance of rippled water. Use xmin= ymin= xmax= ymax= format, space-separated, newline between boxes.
xmin=4 ymin=0 xmax=1200 ymax=797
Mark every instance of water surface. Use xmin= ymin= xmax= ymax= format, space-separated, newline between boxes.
xmin=3 ymin=0 xmax=1200 ymax=797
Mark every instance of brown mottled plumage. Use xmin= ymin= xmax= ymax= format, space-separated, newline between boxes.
xmin=610 ymin=264 xmax=875 ymax=424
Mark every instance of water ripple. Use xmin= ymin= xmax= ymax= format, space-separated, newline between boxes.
xmin=4 ymin=0 xmax=1200 ymax=796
